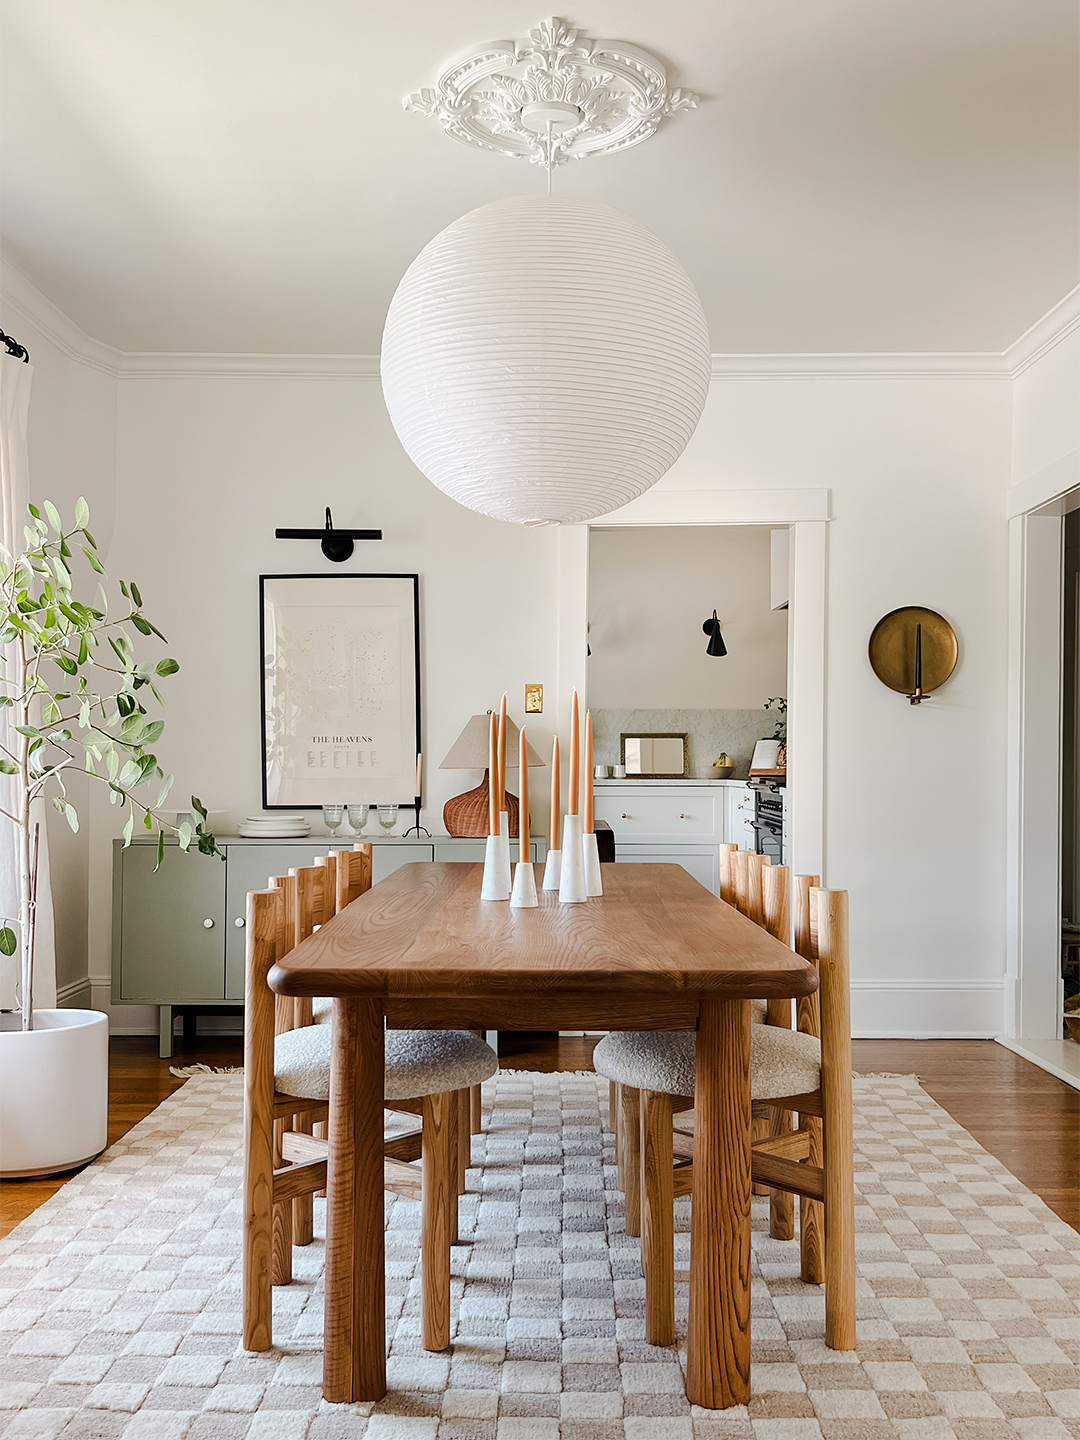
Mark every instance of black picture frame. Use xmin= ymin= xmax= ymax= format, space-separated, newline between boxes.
xmin=259 ymin=572 xmax=421 ymax=810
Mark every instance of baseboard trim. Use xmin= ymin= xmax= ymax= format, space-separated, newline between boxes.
xmin=994 ymin=1034 xmax=1080 ymax=1090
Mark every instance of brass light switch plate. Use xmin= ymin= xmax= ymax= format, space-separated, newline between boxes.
xmin=524 ymin=684 xmax=543 ymax=713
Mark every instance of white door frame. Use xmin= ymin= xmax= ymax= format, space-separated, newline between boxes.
xmin=556 ymin=488 xmax=830 ymax=879
xmin=1000 ymin=452 xmax=1079 ymax=1087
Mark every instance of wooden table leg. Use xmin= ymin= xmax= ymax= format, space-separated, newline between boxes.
xmin=324 ymin=997 xmax=386 ymax=1403
xmin=687 ymin=996 xmax=751 ymax=1409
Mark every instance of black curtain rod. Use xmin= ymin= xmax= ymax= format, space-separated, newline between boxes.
xmin=0 ymin=329 xmax=30 ymax=363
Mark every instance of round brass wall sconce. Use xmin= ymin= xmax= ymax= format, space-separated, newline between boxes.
xmin=868 ymin=607 xmax=957 ymax=705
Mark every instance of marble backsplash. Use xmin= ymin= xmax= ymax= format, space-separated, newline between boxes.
xmin=592 ymin=708 xmax=780 ymax=779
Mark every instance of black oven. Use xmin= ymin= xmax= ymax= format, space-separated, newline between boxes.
xmin=749 ymin=779 xmax=784 ymax=865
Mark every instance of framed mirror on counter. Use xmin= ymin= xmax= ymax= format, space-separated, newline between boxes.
xmin=620 ymin=732 xmax=690 ymax=779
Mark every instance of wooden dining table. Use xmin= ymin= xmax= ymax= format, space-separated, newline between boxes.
xmin=267 ymin=861 xmax=818 ymax=1411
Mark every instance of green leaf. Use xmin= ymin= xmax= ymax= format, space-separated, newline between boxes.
xmin=15 ymin=725 xmax=40 ymax=738
xmin=139 ymin=720 xmax=164 ymax=745
xmin=155 ymin=830 xmax=165 ymax=871
xmin=43 ymin=500 xmax=62 ymax=533
xmin=156 ymin=773 xmax=175 ymax=807
xmin=178 ymin=821 xmax=193 ymax=851
xmin=0 ymin=926 xmax=17 ymax=956
xmin=0 ymin=759 xmax=17 ymax=775
xmin=146 ymin=620 xmax=167 ymax=642
xmin=122 ymin=810 xmax=134 ymax=846
xmin=130 ymin=582 xmax=143 ymax=608
xmin=118 ymin=760 xmax=141 ymax=788
xmin=81 ymin=546 xmax=105 ymax=574
xmin=119 ymin=580 xmax=129 ymax=600
xmin=131 ymin=615 xmax=152 ymax=637
xmin=53 ymin=654 xmax=78 ymax=675
xmin=155 ymin=658 xmax=180 ymax=676
xmin=143 ymin=808 xmax=153 ymax=830
xmin=74 ymin=497 xmax=90 ymax=529
xmin=0 ymin=696 xmax=12 ymax=708
xmin=82 ymin=528 xmax=97 ymax=548
xmin=27 ymin=502 xmax=40 ymax=520
xmin=63 ymin=803 xmax=79 ymax=833
xmin=191 ymin=796 xmax=208 ymax=822
xmin=40 ymin=700 xmax=60 ymax=727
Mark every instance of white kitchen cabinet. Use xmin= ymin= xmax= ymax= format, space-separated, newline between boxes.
xmin=593 ymin=781 xmax=752 ymax=896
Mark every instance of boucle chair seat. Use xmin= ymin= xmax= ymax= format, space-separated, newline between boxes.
xmin=593 ymin=1021 xmax=820 ymax=1101
xmin=274 ymin=1023 xmax=498 ymax=1102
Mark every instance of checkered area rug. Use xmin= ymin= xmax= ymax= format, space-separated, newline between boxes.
xmin=1 ymin=1071 xmax=1077 ymax=1440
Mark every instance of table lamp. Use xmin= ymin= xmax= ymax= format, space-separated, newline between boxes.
xmin=440 ymin=714 xmax=545 ymax=837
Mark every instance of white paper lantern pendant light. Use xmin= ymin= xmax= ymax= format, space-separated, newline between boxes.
xmin=381 ymin=18 xmax=710 ymax=527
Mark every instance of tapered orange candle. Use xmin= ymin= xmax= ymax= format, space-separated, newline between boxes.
xmin=497 ymin=693 xmax=507 ymax=814
xmin=519 ymin=726 xmax=530 ymax=863
xmin=488 ymin=710 xmax=498 ymax=835
xmin=550 ymin=736 xmax=560 ymax=846
xmin=584 ymin=710 xmax=594 ymax=834
xmin=568 ymin=690 xmax=579 ymax=815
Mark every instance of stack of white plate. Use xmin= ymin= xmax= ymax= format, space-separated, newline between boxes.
xmin=237 ymin=814 xmax=312 ymax=839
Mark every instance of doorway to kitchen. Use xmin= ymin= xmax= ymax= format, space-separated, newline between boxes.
xmin=555 ymin=487 xmax=829 ymax=881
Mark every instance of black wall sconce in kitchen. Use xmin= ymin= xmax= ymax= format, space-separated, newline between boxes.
xmin=868 ymin=606 xmax=957 ymax=705
xmin=702 ymin=609 xmax=727 ymax=657
xmin=275 ymin=507 xmax=382 ymax=563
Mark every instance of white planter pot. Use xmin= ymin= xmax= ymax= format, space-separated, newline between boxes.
xmin=0 ymin=1009 xmax=109 ymax=1177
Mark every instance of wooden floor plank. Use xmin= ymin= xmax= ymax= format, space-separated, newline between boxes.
xmin=2 ymin=1034 xmax=1076 ymax=1238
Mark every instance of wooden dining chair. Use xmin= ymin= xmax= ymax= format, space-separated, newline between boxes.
xmin=594 ymin=875 xmax=855 ymax=1354
xmin=243 ymin=865 xmax=499 ymax=1355
xmin=610 ymin=843 xmax=771 ymax=1237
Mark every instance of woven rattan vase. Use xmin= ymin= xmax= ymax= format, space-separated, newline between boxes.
xmin=443 ymin=771 xmax=520 ymax=838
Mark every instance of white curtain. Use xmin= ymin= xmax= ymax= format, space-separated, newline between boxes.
xmin=0 ymin=351 xmax=56 ymax=1013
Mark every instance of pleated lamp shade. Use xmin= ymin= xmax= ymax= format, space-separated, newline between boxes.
xmin=380 ymin=195 xmax=711 ymax=525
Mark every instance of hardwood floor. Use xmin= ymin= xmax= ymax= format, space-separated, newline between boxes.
xmin=1 ymin=1034 xmax=1076 ymax=1239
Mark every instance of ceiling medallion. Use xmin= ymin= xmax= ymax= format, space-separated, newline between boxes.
xmin=404 ymin=16 xmax=699 ymax=170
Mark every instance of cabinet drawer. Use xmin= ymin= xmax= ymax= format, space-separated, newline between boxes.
xmin=594 ymin=793 xmax=720 ymax=842
xmin=614 ymin=848 xmax=718 ymax=895
xmin=372 ymin=844 xmax=435 ymax=883
xmin=119 ymin=845 xmax=226 ymax=1003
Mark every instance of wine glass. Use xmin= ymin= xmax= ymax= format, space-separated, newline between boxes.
xmin=347 ymin=803 xmax=369 ymax=836
xmin=377 ymin=804 xmax=398 ymax=836
xmin=322 ymin=804 xmax=344 ymax=838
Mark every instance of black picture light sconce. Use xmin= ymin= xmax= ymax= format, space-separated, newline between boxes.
xmin=275 ymin=507 xmax=382 ymax=562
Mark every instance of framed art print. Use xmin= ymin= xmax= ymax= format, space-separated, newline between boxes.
xmin=260 ymin=573 xmax=421 ymax=809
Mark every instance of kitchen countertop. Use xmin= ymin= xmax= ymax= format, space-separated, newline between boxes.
xmin=593 ymin=777 xmax=752 ymax=787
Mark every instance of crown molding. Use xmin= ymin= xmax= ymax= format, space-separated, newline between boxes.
xmin=1004 ymin=286 xmax=1080 ymax=377
xmin=2 ymin=258 xmax=1076 ymax=383
xmin=709 ymin=352 xmax=1008 ymax=379
xmin=119 ymin=352 xmax=382 ymax=380
xmin=0 ymin=263 xmax=122 ymax=377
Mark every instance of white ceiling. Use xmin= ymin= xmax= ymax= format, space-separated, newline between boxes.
xmin=1 ymin=0 xmax=1076 ymax=355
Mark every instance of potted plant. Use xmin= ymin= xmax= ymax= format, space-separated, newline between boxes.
xmin=764 ymin=696 xmax=787 ymax=770
xmin=0 ymin=499 xmax=220 ymax=1176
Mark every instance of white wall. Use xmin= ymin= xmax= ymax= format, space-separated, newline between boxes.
xmin=1012 ymin=329 xmax=1080 ymax=485
xmin=588 ymin=525 xmax=787 ymax=709
xmin=86 ymin=375 xmax=562 ymax=989
xmin=606 ymin=373 xmax=1014 ymax=1035
xmin=0 ymin=296 xmax=118 ymax=1002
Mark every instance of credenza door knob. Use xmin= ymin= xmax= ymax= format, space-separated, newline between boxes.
xmin=234 ymin=918 xmax=245 ymax=928
xmin=202 ymin=918 xmax=215 ymax=929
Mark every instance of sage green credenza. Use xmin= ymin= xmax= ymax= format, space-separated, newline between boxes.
xmin=111 ymin=834 xmax=548 ymax=1056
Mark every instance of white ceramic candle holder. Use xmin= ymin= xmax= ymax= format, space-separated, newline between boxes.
xmin=510 ymin=860 xmax=539 ymax=908
xmin=559 ymin=813 xmax=587 ymax=903
xmin=499 ymin=809 xmax=512 ymax=883
xmin=583 ymin=831 xmax=603 ymax=896
xmin=481 ymin=833 xmax=510 ymax=900
xmin=542 ymin=849 xmax=562 ymax=889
